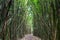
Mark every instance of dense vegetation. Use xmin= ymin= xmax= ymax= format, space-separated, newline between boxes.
xmin=0 ymin=0 xmax=60 ymax=40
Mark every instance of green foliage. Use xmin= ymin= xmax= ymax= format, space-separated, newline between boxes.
xmin=0 ymin=0 xmax=60 ymax=40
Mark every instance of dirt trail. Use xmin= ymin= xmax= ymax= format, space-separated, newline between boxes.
xmin=19 ymin=34 xmax=41 ymax=40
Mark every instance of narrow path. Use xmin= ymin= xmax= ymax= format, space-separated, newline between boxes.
xmin=18 ymin=34 xmax=41 ymax=40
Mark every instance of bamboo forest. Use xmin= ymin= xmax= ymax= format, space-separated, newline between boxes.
xmin=0 ymin=0 xmax=60 ymax=40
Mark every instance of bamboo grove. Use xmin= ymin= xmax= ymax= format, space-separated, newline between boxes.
xmin=0 ymin=0 xmax=60 ymax=40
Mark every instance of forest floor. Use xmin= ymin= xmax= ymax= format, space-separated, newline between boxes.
xmin=18 ymin=34 xmax=41 ymax=40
